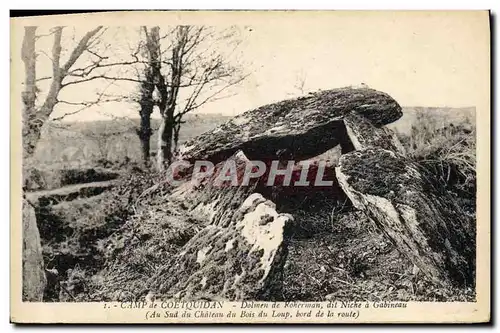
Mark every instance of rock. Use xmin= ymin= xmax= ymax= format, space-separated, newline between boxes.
xmin=343 ymin=113 xmax=406 ymax=154
xmin=178 ymin=87 xmax=402 ymax=164
xmin=170 ymin=151 xmax=259 ymax=227
xmin=151 ymin=193 xmax=293 ymax=300
xmin=22 ymin=198 xmax=47 ymax=301
xmin=336 ymin=148 xmax=475 ymax=286
xmin=258 ymin=159 xmax=347 ymax=209
xmin=171 ymin=150 xmax=346 ymax=216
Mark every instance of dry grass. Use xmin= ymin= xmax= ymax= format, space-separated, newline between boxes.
xmin=397 ymin=112 xmax=476 ymax=214
xmin=283 ymin=112 xmax=477 ymax=302
xmin=79 ymin=200 xmax=202 ymax=302
xmin=283 ymin=208 xmax=475 ymax=302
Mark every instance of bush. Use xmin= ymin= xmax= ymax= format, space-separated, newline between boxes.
xmin=397 ymin=113 xmax=476 ymax=214
xmin=36 ymin=167 xmax=163 ymax=301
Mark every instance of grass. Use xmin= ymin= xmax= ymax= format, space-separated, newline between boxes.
xmin=283 ymin=211 xmax=410 ymax=301
xmin=397 ymin=112 xmax=476 ymax=214
xmin=283 ymin=199 xmax=475 ymax=302
xmin=57 ymin=179 xmax=203 ymax=302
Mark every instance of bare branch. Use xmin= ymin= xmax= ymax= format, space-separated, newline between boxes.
xmin=35 ymin=76 xmax=52 ymax=82
xmin=51 ymin=106 xmax=91 ymax=121
xmin=85 ymin=48 xmax=108 ymax=60
xmin=68 ymin=59 xmax=145 ymax=78
xmin=51 ymin=27 xmax=63 ymax=78
xmin=52 ymin=78 xmax=119 ymax=121
xmin=61 ymin=74 xmax=144 ymax=87
xmin=56 ymin=96 xmax=123 ymax=107
xmin=179 ymin=73 xmax=248 ymax=117
xmin=39 ymin=27 xmax=64 ymax=117
xmin=35 ymin=30 xmax=57 ymax=40
xmin=62 ymin=26 xmax=103 ymax=72
xmin=86 ymin=27 xmax=108 ymax=50
xmin=38 ymin=50 xmax=53 ymax=62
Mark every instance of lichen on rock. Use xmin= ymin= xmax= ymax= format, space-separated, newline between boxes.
xmin=169 ymin=150 xmax=260 ymax=227
xmin=149 ymin=193 xmax=293 ymax=301
xmin=336 ymin=148 xmax=475 ymax=287
xmin=22 ymin=198 xmax=47 ymax=301
xmin=178 ymin=87 xmax=403 ymax=164
xmin=343 ymin=113 xmax=406 ymax=154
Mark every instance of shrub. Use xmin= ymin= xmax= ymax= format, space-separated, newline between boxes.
xmin=36 ymin=167 xmax=163 ymax=301
xmin=397 ymin=113 xmax=476 ymax=214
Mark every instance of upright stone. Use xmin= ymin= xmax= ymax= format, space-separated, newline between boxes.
xmin=336 ymin=148 xmax=475 ymax=286
xmin=342 ymin=113 xmax=406 ymax=154
xmin=170 ymin=150 xmax=260 ymax=227
xmin=22 ymin=199 xmax=46 ymax=301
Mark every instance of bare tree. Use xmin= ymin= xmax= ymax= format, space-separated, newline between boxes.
xmin=41 ymin=25 xmax=246 ymax=169
xmin=139 ymin=26 xmax=246 ymax=170
xmin=21 ymin=26 xmax=105 ymax=158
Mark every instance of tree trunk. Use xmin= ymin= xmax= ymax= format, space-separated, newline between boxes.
xmin=22 ymin=27 xmax=65 ymax=159
xmin=148 ymin=26 xmax=190 ymax=170
xmin=156 ymin=117 xmax=165 ymax=170
xmin=21 ymin=27 xmax=38 ymax=158
xmin=173 ymin=121 xmax=181 ymax=152
xmin=22 ymin=26 xmax=101 ymax=160
xmin=156 ymin=112 xmax=174 ymax=171
xmin=138 ymin=117 xmax=152 ymax=164
xmin=137 ymin=70 xmax=155 ymax=165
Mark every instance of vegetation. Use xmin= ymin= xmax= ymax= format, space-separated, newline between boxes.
xmin=36 ymin=168 xmax=161 ymax=301
xmin=21 ymin=25 xmax=245 ymax=173
xmin=398 ymin=112 xmax=476 ymax=215
xmin=19 ymin=21 xmax=476 ymax=306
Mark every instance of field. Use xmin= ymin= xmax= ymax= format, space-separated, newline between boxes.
xmin=32 ymin=113 xmax=231 ymax=169
xmin=26 ymin=106 xmax=477 ymax=302
xmin=33 ymin=107 xmax=474 ymax=168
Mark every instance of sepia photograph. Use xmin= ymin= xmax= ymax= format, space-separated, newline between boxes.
xmin=10 ymin=10 xmax=490 ymax=323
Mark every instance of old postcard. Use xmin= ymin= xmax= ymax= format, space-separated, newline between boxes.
xmin=10 ymin=10 xmax=490 ymax=323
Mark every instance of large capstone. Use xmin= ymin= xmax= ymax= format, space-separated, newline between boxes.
xmin=178 ymin=87 xmax=402 ymax=164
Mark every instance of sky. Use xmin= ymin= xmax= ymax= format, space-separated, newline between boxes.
xmin=11 ymin=11 xmax=490 ymax=122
